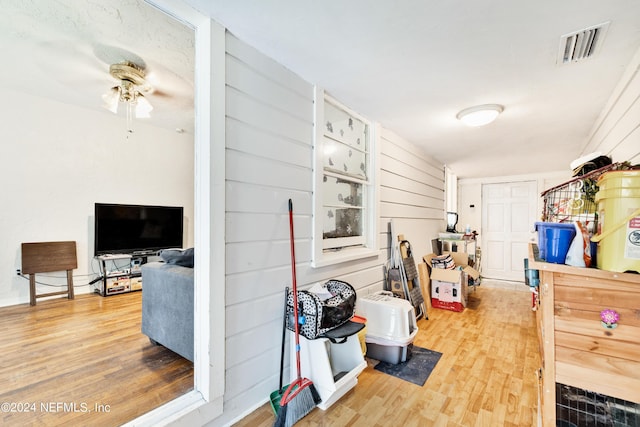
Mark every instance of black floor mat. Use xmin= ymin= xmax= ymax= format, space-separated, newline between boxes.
xmin=374 ymin=346 xmax=442 ymax=386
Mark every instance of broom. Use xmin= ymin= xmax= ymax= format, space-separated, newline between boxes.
xmin=273 ymin=199 xmax=321 ymax=427
xmin=269 ymin=287 xmax=290 ymax=415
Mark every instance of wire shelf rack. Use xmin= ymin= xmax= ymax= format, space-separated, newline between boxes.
xmin=556 ymin=382 xmax=640 ymax=427
xmin=540 ymin=163 xmax=628 ymax=230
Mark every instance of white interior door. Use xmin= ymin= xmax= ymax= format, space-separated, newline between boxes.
xmin=481 ymin=181 xmax=537 ymax=281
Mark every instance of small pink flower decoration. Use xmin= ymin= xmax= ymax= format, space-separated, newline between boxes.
xmin=600 ymin=309 xmax=619 ymax=329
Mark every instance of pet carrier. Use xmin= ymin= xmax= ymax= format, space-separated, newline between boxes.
xmin=285 ymin=279 xmax=356 ymax=340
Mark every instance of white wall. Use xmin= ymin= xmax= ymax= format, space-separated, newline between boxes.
xmin=211 ymin=32 xmax=445 ymax=426
xmin=0 ymin=88 xmax=194 ymax=307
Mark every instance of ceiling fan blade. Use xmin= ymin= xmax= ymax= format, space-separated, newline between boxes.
xmin=147 ymin=88 xmax=172 ymax=98
xmin=36 ymin=40 xmax=110 ymax=84
xmin=144 ymin=62 xmax=193 ymax=97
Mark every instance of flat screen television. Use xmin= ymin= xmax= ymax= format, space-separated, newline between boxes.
xmin=94 ymin=203 xmax=184 ymax=256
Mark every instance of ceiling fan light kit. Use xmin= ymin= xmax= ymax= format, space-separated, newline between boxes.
xmin=102 ymin=61 xmax=154 ymax=133
xmin=456 ymin=104 xmax=504 ymax=127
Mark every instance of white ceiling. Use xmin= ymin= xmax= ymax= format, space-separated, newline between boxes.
xmin=2 ymin=1 xmax=639 ymax=179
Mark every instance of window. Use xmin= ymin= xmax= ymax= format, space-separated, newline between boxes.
xmin=312 ymin=88 xmax=378 ymax=267
xmin=445 ymin=166 xmax=458 ymax=213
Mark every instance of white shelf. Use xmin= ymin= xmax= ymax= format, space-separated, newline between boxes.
xmin=97 ymin=254 xmax=132 ymax=260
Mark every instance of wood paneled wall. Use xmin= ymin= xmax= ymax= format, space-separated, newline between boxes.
xmin=379 ymin=128 xmax=445 ymax=258
xmin=218 ymin=31 xmax=445 ymax=424
xmin=582 ymin=46 xmax=640 ymax=165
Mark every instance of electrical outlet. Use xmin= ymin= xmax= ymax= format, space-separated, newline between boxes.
xmin=16 ymin=269 xmax=21 ymax=275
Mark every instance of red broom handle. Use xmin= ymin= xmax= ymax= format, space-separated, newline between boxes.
xmin=288 ymin=199 xmax=302 ymax=381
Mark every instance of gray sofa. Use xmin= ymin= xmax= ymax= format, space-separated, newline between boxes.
xmin=141 ymin=257 xmax=194 ymax=362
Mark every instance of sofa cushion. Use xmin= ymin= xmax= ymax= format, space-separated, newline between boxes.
xmin=160 ymin=248 xmax=194 ymax=268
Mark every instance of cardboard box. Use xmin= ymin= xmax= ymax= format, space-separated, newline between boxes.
xmin=423 ymin=251 xmax=480 ymax=312
xmin=424 ymin=251 xmax=480 ymax=281
xmin=417 ymin=262 xmax=432 ymax=311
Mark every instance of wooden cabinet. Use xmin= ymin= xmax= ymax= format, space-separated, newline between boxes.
xmin=528 ymin=244 xmax=640 ymax=426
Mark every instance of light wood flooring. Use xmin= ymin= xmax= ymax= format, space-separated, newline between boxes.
xmin=234 ymin=283 xmax=540 ymax=427
xmin=0 ymin=291 xmax=193 ymax=426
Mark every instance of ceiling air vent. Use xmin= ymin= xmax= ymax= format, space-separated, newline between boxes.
xmin=557 ymin=21 xmax=610 ymax=65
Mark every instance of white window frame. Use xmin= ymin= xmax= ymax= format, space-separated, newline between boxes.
xmin=312 ymin=87 xmax=379 ymax=267
xmin=445 ymin=165 xmax=458 ymax=213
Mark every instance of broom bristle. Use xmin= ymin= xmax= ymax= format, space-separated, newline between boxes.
xmin=273 ymin=381 xmax=321 ymax=427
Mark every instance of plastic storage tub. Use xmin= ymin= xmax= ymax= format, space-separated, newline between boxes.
xmin=535 ymin=222 xmax=576 ymax=260
xmin=365 ymin=332 xmax=417 ymax=364
xmin=356 ymin=291 xmax=418 ymax=364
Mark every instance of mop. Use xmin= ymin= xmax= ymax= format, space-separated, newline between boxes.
xmin=274 ymin=199 xmax=321 ymax=427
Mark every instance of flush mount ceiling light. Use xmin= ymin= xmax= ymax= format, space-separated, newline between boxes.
xmin=456 ymin=104 xmax=504 ymax=127
xmin=102 ymin=61 xmax=154 ymax=133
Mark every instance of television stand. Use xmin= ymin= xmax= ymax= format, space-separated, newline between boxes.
xmin=95 ymin=254 xmax=146 ymax=296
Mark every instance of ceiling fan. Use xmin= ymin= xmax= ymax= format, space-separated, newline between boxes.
xmin=102 ymin=61 xmax=154 ymax=132
xmin=28 ymin=40 xmax=194 ymax=134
